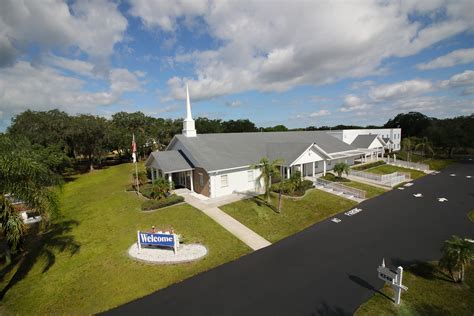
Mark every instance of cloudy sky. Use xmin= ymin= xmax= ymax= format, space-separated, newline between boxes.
xmin=0 ymin=0 xmax=473 ymax=130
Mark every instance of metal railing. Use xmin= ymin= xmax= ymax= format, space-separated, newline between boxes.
xmin=349 ymin=170 xmax=410 ymax=187
xmin=384 ymin=158 xmax=429 ymax=171
xmin=315 ymin=178 xmax=366 ymax=199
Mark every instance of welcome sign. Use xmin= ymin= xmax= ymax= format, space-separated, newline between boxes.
xmin=137 ymin=231 xmax=179 ymax=253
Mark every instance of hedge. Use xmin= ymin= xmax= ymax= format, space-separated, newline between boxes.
xmin=351 ymin=160 xmax=385 ymax=171
xmin=141 ymin=194 xmax=184 ymax=211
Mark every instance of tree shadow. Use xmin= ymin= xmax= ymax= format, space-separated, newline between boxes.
xmin=253 ymin=196 xmax=280 ymax=214
xmin=391 ymin=258 xmax=454 ymax=283
xmin=312 ymin=301 xmax=350 ymax=316
xmin=0 ymin=219 xmax=80 ymax=299
xmin=348 ymin=274 xmax=394 ymax=302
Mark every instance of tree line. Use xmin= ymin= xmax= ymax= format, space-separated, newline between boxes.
xmin=1 ymin=109 xmax=473 ymax=174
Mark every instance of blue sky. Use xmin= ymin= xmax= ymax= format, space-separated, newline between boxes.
xmin=0 ymin=0 xmax=473 ymax=131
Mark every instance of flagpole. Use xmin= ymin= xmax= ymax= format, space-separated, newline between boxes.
xmin=132 ymin=133 xmax=140 ymax=194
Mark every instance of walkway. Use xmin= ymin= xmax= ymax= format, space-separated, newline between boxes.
xmin=174 ymin=189 xmax=271 ymax=251
xmin=106 ymin=161 xmax=474 ymax=315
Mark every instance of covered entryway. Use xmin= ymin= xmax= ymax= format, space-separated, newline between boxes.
xmin=145 ymin=151 xmax=194 ymax=191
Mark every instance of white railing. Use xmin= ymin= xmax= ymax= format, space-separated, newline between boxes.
xmin=385 ymin=157 xmax=429 ymax=171
xmin=349 ymin=170 xmax=410 ymax=187
xmin=316 ymin=178 xmax=366 ymax=199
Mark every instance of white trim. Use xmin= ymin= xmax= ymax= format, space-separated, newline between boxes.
xmin=289 ymin=143 xmax=318 ymax=167
xmin=208 ymin=164 xmax=253 ymax=174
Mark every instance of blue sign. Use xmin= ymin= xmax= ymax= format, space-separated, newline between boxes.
xmin=138 ymin=232 xmax=175 ymax=248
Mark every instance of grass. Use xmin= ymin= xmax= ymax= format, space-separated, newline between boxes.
xmin=221 ymin=190 xmax=357 ymax=243
xmin=0 ymin=163 xmax=251 ymax=314
xmin=395 ymin=151 xmax=454 ymax=171
xmin=356 ymin=261 xmax=474 ymax=315
xmin=342 ymin=181 xmax=388 ymax=199
xmin=366 ymin=164 xmax=426 ymax=180
xmin=321 ymin=173 xmax=387 ymax=199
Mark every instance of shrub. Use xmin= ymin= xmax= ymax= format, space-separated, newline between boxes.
xmin=140 ymin=178 xmax=173 ymax=200
xmin=141 ymin=194 xmax=184 ymax=211
xmin=270 ymin=178 xmax=313 ymax=197
xmin=321 ymin=172 xmax=350 ymax=182
xmin=132 ymin=170 xmax=149 ymax=186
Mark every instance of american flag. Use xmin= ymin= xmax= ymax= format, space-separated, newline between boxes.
xmin=131 ymin=133 xmax=137 ymax=163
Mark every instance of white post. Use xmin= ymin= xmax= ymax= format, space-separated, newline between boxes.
xmin=168 ymin=173 xmax=172 ymax=189
xmin=137 ymin=230 xmax=141 ymax=253
xmin=323 ymin=160 xmax=327 ymax=176
xmin=300 ymin=164 xmax=303 ymax=179
xmin=189 ymin=170 xmax=194 ymax=192
xmin=151 ymin=168 xmax=155 ymax=182
xmin=287 ymin=166 xmax=290 ymax=179
xmin=312 ymin=161 xmax=315 ymax=180
xmin=395 ymin=266 xmax=403 ymax=304
xmin=173 ymin=234 xmax=178 ymax=254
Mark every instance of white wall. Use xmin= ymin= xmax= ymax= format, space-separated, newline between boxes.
xmin=210 ymin=167 xmax=264 ymax=198
xmin=341 ymin=128 xmax=402 ymax=150
xmin=291 ymin=147 xmax=324 ymax=166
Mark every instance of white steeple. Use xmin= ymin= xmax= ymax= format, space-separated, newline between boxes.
xmin=182 ymin=83 xmax=197 ymax=137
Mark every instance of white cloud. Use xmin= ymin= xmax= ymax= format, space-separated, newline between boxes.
xmin=416 ymin=48 xmax=474 ymax=70
xmin=439 ymin=70 xmax=474 ymax=88
xmin=0 ymin=61 xmax=143 ymax=121
xmin=350 ymin=80 xmax=375 ymax=90
xmin=340 ymin=95 xmax=369 ymax=112
xmin=226 ymin=100 xmax=242 ymax=108
xmin=309 ymin=110 xmax=330 ymax=117
xmin=369 ymin=80 xmax=433 ymax=101
xmin=0 ymin=0 xmax=127 ymax=67
xmin=130 ymin=0 xmax=474 ymax=100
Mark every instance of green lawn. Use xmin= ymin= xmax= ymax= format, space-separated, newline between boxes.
xmin=366 ymin=164 xmax=426 ymax=180
xmin=0 ymin=163 xmax=251 ymax=314
xmin=395 ymin=151 xmax=454 ymax=171
xmin=321 ymin=173 xmax=387 ymax=199
xmin=343 ymin=181 xmax=388 ymax=199
xmin=221 ymin=190 xmax=357 ymax=243
xmin=356 ymin=262 xmax=474 ymax=315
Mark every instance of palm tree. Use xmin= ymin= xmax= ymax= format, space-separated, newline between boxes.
xmin=333 ymin=162 xmax=350 ymax=179
xmin=0 ymin=136 xmax=59 ymax=265
xmin=401 ymin=138 xmax=413 ymax=162
xmin=252 ymin=158 xmax=283 ymax=205
xmin=415 ymin=137 xmax=434 ymax=161
xmin=439 ymin=235 xmax=473 ymax=282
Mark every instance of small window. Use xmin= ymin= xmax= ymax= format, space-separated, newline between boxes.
xmin=199 ymin=173 xmax=204 ymax=186
xmin=247 ymin=170 xmax=253 ymax=182
xmin=221 ymin=175 xmax=228 ymax=187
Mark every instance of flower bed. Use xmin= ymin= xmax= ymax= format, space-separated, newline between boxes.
xmin=141 ymin=194 xmax=184 ymax=211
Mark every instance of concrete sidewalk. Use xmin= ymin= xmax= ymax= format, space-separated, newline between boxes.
xmin=175 ymin=190 xmax=271 ymax=251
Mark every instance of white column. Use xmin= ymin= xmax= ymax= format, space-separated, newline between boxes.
xmin=287 ymin=166 xmax=290 ymax=179
xmin=151 ymin=168 xmax=155 ymax=182
xmin=300 ymin=164 xmax=303 ymax=179
xmin=168 ymin=173 xmax=172 ymax=189
xmin=312 ymin=161 xmax=315 ymax=180
xmin=323 ymin=160 xmax=327 ymax=176
xmin=189 ymin=170 xmax=194 ymax=192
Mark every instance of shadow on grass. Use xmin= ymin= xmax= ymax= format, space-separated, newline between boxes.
xmin=348 ymin=274 xmax=394 ymax=303
xmin=253 ymin=196 xmax=280 ymax=214
xmin=0 ymin=219 xmax=81 ymax=299
xmin=411 ymin=303 xmax=451 ymax=316
xmin=391 ymin=258 xmax=454 ymax=283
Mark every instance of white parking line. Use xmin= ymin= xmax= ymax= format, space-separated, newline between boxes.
xmin=345 ymin=208 xmax=363 ymax=216
xmin=450 ymin=174 xmax=456 ymax=177
xmin=404 ymin=183 xmax=414 ymax=187
xmin=398 ymin=187 xmax=405 ymax=190
xmin=467 ymin=175 xmax=472 ymax=179
xmin=331 ymin=218 xmax=341 ymax=223
xmin=437 ymin=197 xmax=448 ymax=202
xmin=413 ymin=193 xmax=423 ymax=198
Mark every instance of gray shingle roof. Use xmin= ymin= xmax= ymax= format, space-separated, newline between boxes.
xmin=171 ymin=131 xmax=356 ymax=171
xmin=145 ymin=150 xmax=193 ymax=173
xmin=350 ymin=134 xmax=379 ymax=148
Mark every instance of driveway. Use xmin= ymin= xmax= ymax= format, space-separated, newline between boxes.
xmin=105 ymin=160 xmax=473 ymax=315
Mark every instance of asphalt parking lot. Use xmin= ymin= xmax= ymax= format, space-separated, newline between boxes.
xmin=106 ymin=160 xmax=474 ymax=316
